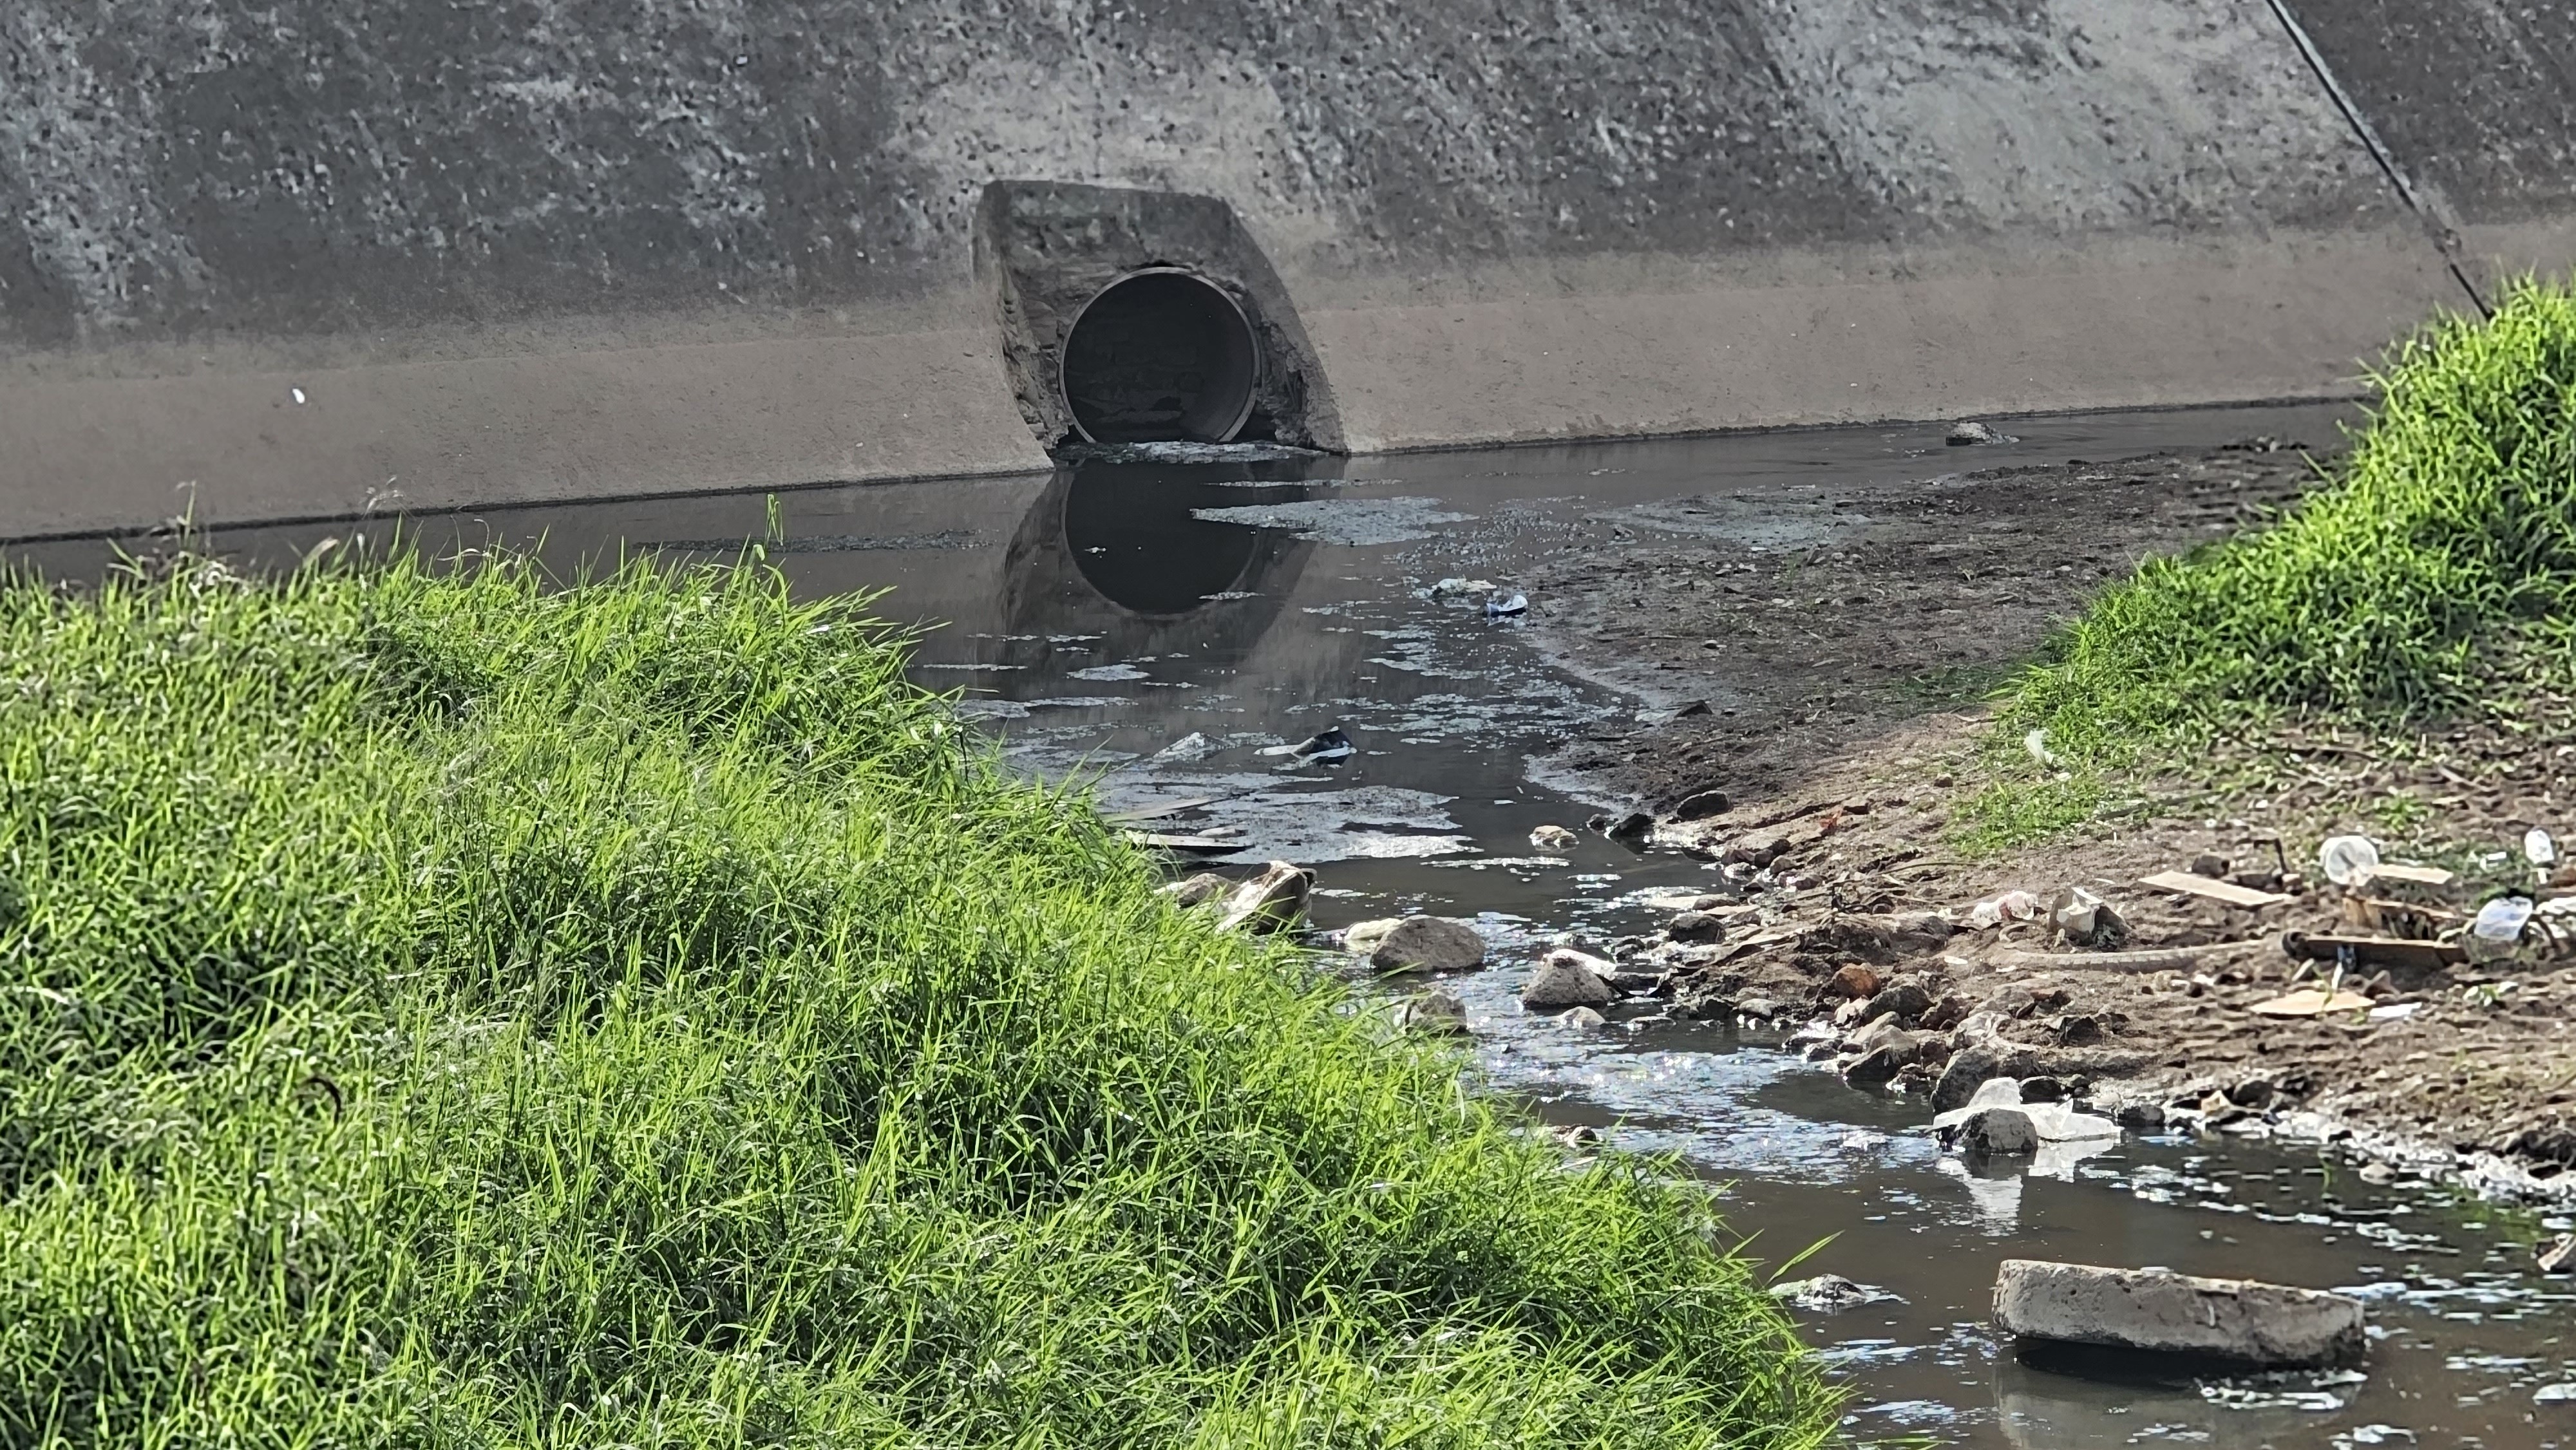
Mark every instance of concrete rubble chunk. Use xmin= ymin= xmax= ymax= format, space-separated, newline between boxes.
xmin=1217 ymin=861 xmax=1312 ymax=934
xmin=1368 ymin=915 xmax=1488 ymax=973
xmin=1520 ymin=950 xmax=1615 ymax=1010
xmin=1993 ymin=1259 xmax=2367 ymax=1368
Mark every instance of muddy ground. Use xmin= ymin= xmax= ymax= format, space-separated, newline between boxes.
xmin=1521 ymin=438 xmax=2576 ymax=1196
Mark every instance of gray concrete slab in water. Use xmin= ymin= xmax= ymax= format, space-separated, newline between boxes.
xmin=1 ymin=0 xmax=2558 ymax=538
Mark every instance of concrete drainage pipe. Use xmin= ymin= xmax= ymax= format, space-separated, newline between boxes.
xmin=1059 ymin=268 xmax=1260 ymax=444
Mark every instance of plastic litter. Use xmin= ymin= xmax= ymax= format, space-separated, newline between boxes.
xmin=1257 ymin=727 xmax=1354 ymax=763
xmin=1967 ymin=889 xmax=2042 ymax=930
xmin=1484 ymin=592 xmax=1528 ymax=618
xmin=2318 ymin=835 xmax=2382 ymax=889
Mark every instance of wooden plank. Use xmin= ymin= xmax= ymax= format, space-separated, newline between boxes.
xmin=1122 ymin=831 xmax=1246 ymax=857
xmin=2250 ymin=988 xmax=2374 ymax=1018
xmin=1103 ymin=796 xmax=1222 ymax=824
xmin=2137 ymin=870 xmax=2293 ymax=909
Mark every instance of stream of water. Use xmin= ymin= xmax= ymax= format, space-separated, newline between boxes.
xmin=30 ymin=405 xmax=2576 ymax=1447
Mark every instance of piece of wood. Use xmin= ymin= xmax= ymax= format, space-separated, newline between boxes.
xmin=2250 ymin=988 xmax=2374 ymax=1017
xmin=2357 ymin=862 xmax=2458 ymax=889
xmin=1122 ymin=831 xmax=1247 ymax=857
xmin=1104 ymin=796 xmax=1222 ymax=824
xmin=2277 ymin=932 xmax=2467 ymax=970
xmin=1996 ymin=942 xmax=2259 ymax=972
xmin=2138 ymin=870 xmax=2293 ymax=909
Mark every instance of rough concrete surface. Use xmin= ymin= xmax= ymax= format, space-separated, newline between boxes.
xmin=1993 ymin=1259 xmax=2367 ymax=1367
xmin=0 ymin=0 xmax=2565 ymax=536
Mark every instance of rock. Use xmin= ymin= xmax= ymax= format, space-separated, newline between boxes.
xmin=2191 ymin=852 xmax=2231 ymax=880
xmin=2114 ymin=1099 xmax=2166 ymax=1131
xmin=2047 ymin=1013 xmax=2103 ymax=1046
xmin=1395 ymin=991 xmax=1470 ymax=1035
xmin=1918 ymin=993 xmax=1970 ymax=1032
xmin=1842 ymin=1043 xmax=1910 ymax=1084
xmin=2226 ymin=1076 xmax=2276 ymax=1111
xmin=1736 ymin=995 xmax=1785 ymax=1022
xmin=1340 ymin=917 xmax=1403 ymax=955
xmin=1946 ymin=420 xmax=2003 ymax=446
xmin=1368 ymin=915 xmax=1487 ymax=974
xmin=1601 ymin=810 xmax=1653 ymax=842
xmin=2538 ymin=1382 xmax=2576 ymax=1405
xmin=1217 ymin=861 xmax=1312 ymax=934
xmin=1671 ymin=789 xmax=1732 ymax=821
xmin=1771 ymin=1274 xmax=1899 ymax=1313
xmin=1932 ymin=1076 xmax=2027 ymax=1129
xmin=1826 ymin=964 xmax=1882 ymax=1001
xmin=1956 ymin=1105 xmax=2040 ymax=1154
xmin=1847 ymin=1014 xmax=1920 ymax=1059
xmin=1520 ymin=950 xmax=1615 ymax=1010
xmin=1667 ymin=910 xmax=1727 ymax=944
xmin=1605 ymin=968 xmax=1664 ymax=995
xmin=1856 ymin=980 xmax=1935 ymax=1028
xmin=1529 ymin=824 xmax=1579 ymax=852
xmin=1933 ymin=1046 xmax=2008 ymax=1112
xmin=1556 ymin=1005 xmax=1607 ymax=1031
xmin=2020 ymin=1075 xmax=2068 ymax=1103
xmin=1991 ymin=1259 xmax=2367 ymax=1368
xmin=1162 ymin=872 xmax=1232 ymax=907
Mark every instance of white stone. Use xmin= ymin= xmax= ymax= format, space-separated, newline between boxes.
xmin=1993 ymin=1259 xmax=2367 ymax=1367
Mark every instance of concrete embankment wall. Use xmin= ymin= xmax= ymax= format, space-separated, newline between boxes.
xmin=2 ymin=0 xmax=2569 ymax=539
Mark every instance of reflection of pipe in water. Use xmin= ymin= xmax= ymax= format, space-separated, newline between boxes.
xmin=994 ymin=457 xmax=1334 ymax=670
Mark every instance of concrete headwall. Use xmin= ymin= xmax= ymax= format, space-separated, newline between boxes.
xmin=1 ymin=0 xmax=2566 ymax=538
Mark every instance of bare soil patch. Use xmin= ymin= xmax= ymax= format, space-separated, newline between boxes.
xmin=1525 ymin=441 xmax=2576 ymax=1194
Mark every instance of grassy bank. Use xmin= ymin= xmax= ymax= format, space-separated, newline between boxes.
xmin=0 ymin=550 xmax=1830 ymax=1447
xmin=1966 ymin=278 xmax=2576 ymax=845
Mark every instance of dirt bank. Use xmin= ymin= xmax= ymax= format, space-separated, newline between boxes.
xmin=1524 ymin=439 xmax=2576 ymax=1197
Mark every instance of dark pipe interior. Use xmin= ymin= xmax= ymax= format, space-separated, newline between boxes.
xmin=1060 ymin=269 xmax=1260 ymax=444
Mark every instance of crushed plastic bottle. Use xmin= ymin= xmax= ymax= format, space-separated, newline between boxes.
xmin=2318 ymin=835 xmax=2382 ymax=889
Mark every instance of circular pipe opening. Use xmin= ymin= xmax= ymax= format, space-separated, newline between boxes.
xmin=1060 ymin=268 xmax=1260 ymax=444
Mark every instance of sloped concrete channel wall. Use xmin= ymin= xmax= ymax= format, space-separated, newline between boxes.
xmin=1 ymin=0 xmax=2570 ymax=539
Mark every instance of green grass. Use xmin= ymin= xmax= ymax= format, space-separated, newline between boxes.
xmin=1962 ymin=277 xmax=2576 ymax=847
xmin=0 ymin=549 xmax=1830 ymax=1447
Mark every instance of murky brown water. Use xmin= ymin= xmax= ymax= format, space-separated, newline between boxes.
xmin=25 ymin=405 xmax=2576 ymax=1447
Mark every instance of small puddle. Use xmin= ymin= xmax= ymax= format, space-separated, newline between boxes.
xmin=33 ymin=404 xmax=2576 ymax=1447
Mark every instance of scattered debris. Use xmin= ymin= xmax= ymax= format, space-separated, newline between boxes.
xmin=1991 ymin=1260 xmax=2367 ymax=1368
xmin=1217 ymin=862 xmax=1313 ymax=934
xmin=2050 ymin=886 xmax=2128 ymax=948
xmin=1484 ymin=592 xmax=1529 ymax=619
xmin=1368 ymin=915 xmax=1488 ymax=974
xmin=1424 ymin=576 xmax=1497 ymax=598
xmin=2023 ymin=728 xmax=2058 ymax=767
xmin=2137 ymin=869 xmax=2291 ymax=910
xmin=1145 ymin=733 xmax=1218 ymax=764
xmin=1529 ymin=824 xmax=1579 ymax=851
xmin=2540 ymin=1234 xmax=2576 ymax=1274
xmin=1996 ymin=943 xmax=2240 ymax=972
xmin=2249 ymin=988 xmax=2374 ymax=1018
xmin=2318 ymin=835 xmax=2382 ymax=888
xmin=1124 ymin=831 xmax=1248 ymax=857
xmin=1258 ymin=727 xmax=1354 ymax=763
xmin=2279 ymin=932 xmax=2465 ymax=972
xmin=1771 ymin=1274 xmax=1901 ymax=1313
xmin=1967 ymin=890 xmax=2041 ymax=930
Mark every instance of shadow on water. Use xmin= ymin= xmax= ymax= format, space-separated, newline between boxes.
xmin=15 ymin=406 xmax=2576 ymax=1447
